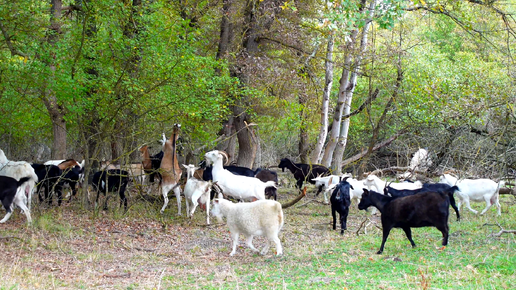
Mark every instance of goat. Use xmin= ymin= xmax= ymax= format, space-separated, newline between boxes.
xmin=358 ymin=188 xmax=455 ymax=254
xmin=101 ymin=161 xmax=146 ymax=185
xmin=159 ymin=124 xmax=182 ymax=214
xmin=45 ymin=159 xmax=84 ymax=199
xmin=31 ymin=163 xmax=63 ymax=206
xmin=204 ymin=150 xmax=276 ymax=201
xmin=60 ymin=165 xmax=82 ymax=202
xmin=211 ymin=198 xmax=284 ymax=256
xmin=330 ymin=177 xmax=354 ymax=235
xmin=313 ymin=174 xmax=353 ymax=203
xmin=254 ymin=168 xmax=279 ymax=200
xmin=200 ymin=160 xmax=256 ymax=181
xmin=384 ymin=183 xmax=461 ymax=221
xmin=0 ymin=149 xmax=38 ymax=213
xmin=182 ymin=164 xmax=215 ymax=224
xmin=399 ymin=148 xmax=433 ymax=180
xmin=278 ymin=157 xmax=330 ymax=191
xmin=363 ymin=174 xmax=422 ymax=192
xmin=199 ymin=161 xmax=265 ymax=200
xmin=324 ymin=177 xmax=366 ymax=205
xmin=438 ymin=173 xmax=503 ymax=216
xmin=0 ymin=176 xmax=32 ymax=224
xmin=92 ymin=169 xmax=130 ymax=211
xmin=139 ymin=145 xmax=164 ymax=184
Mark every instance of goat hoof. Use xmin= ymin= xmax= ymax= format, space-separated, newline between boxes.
xmin=376 ymin=250 xmax=383 ymax=254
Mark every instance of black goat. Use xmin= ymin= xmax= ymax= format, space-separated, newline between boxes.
xmin=148 ymin=151 xmax=164 ymax=183
xmin=358 ymin=187 xmax=456 ymax=254
xmin=92 ymin=169 xmax=130 ymax=211
xmin=330 ymin=177 xmax=354 ymax=235
xmin=384 ymin=182 xmax=461 ymax=221
xmin=254 ymin=168 xmax=278 ymax=200
xmin=0 ymin=176 xmax=32 ymax=223
xmin=278 ymin=158 xmax=330 ymax=190
xmin=59 ymin=165 xmax=83 ymax=201
xmin=31 ymin=163 xmax=63 ymax=206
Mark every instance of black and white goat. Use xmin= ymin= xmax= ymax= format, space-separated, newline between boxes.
xmin=31 ymin=163 xmax=63 ymax=206
xmin=0 ymin=176 xmax=32 ymax=224
xmin=358 ymin=187 xmax=456 ymax=254
xmin=278 ymin=157 xmax=330 ymax=191
xmin=0 ymin=149 xmax=38 ymax=212
xmin=204 ymin=150 xmax=275 ymax=201
xmin=92 ymin=169 xmax=130 ymax=211
xmin=254 ymin=168 xmax=279 ymax=200
xmin=330 ymin=177 xmax=354 ymax=235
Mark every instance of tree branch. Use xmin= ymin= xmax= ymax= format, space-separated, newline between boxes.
xmin=0 ymin=18 xmax=27 ymax=57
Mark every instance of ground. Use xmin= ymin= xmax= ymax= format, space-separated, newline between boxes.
xmin=0 ymin=178 xmax=515 ymax=289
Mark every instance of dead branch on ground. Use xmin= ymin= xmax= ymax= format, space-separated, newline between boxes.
xmin=281 ymin=187 xmax=307 ymax=209
xmin=483 ymin=223 xmax=516 ymax=237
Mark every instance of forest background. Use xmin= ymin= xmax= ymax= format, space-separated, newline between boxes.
xmin=0 ymin=0 xmax=515 ymax=186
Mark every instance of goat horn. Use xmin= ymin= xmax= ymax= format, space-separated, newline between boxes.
xmin=219 ymin=151 xmax=230 ymax=165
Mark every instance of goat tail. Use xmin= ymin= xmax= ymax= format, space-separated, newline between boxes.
xmin=491 ymin=181 xmax=504 ymax=205
xmin=17 ymin=176 xmax=31 ymax=187
xmin=265 ymin=180 xmax=277 ymax=188
xmin=276 ymin=202 xmax=284 ymax=230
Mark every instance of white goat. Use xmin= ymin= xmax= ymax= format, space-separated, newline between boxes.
xmin=313 ymin=174 xmax=357 ymax=204
xmin=364 ymin=174 xmax=422 ymax=192
xmin=439 ymin=173 xmax=503 ymax=215
xmin=399 ymin=148 xmax=433 ymax=180
xmin=327 ymin=177 xmax=368 ymax=203
xmin=204 ymin=150 xmax=275 ymax=201
xmin=211 ymin=198 xmax=284 ymax=256
xmin=182 ymin=164 xmax=214 ymax=224
xmin=0 ymin=149 xmax=38 ymax=222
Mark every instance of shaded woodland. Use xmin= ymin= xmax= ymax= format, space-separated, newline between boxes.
xmin=0 ymin=0 xmax=515 ymax=190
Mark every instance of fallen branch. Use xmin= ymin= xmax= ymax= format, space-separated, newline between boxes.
xmin=103 ymin=272 xmax=131 ymax=278
xmin=355 ymin=217 xmax=371 ymax=236
xmin=297 ymin=199 xmax=327 ymax=208
xmin=499 ymin=187 xmax=516 ymax=196
xmin=483 ymin=223 xmax=516 ymax=237
xmin=281 ymin=187 xmax=307 ymax=209
xmin=0 ymin=236 xmax=23 ymax=241
xmin=134 ymin=247 xmax=156 ymax=252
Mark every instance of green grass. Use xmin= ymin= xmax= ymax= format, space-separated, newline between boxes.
xmin=0 ymin=187 xmax=514 ymax=289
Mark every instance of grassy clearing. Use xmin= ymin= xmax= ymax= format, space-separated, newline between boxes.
xmin=0 ymin=185 xmax=515 ymax=289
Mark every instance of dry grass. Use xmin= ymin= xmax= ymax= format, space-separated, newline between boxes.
xmin=0 ymin=183 xmax=515 ymax=289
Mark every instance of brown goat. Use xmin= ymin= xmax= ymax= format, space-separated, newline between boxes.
xmin=159 ymin=124 xmax=182 ymax=214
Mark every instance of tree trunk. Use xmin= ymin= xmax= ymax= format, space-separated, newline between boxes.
xmin=225 ymin=0 xmax=282 ymax=167
xmin=214 ymin=0 xmax=237 ymax=158
xmin=45 ymin=98 xmax=67 ymax=159
xmin=298 ymin=94 xmax=309 ymax=164
xmin=333 ymin=0 xmax=377 ymax=172
xmin=46 ymin=0 xmax=66 ymax=159
xmin=310 ymin=35 xmax=334 ymax=164
xmin=234 ymin=109 xmax=257 ymax=167
xmin=321 ymin=25 xmax=361 ymax=167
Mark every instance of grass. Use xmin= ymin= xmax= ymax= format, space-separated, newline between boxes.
xmin=0 ymin=184 xmax=515 ymax=289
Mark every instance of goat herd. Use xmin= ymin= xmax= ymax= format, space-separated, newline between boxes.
xmin=0 ymin=129 xmax=507 ymax=256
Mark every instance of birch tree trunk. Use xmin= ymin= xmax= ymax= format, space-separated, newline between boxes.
xmin=310 ymin=34 xmax=334 ymax=164
xmin=320 ymin=27 xmax=360 ymax=167
xmin=332 ymin=0 xmax=378 ymax=172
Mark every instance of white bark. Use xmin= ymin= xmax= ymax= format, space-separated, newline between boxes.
xmin=333 ymin=0 xmax=378 ymax=172
xmin=310 ymin=34 xmax=334 ymax=164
